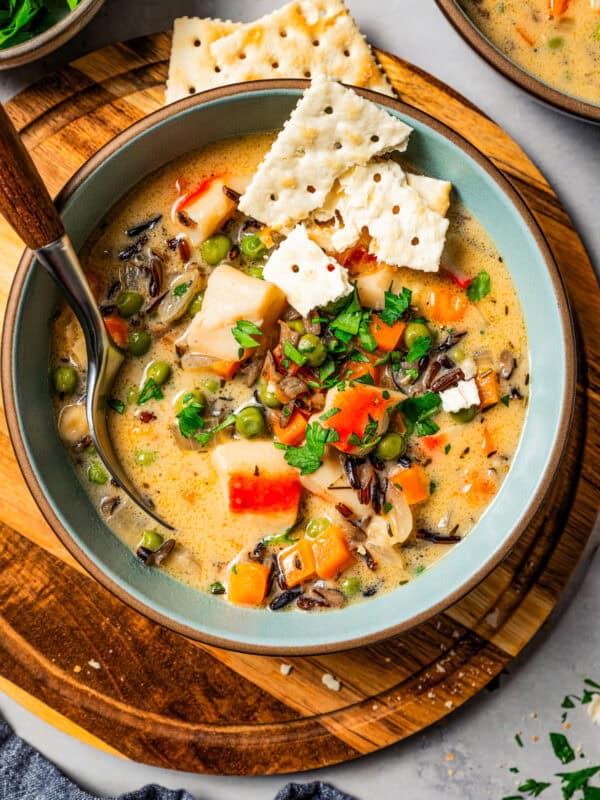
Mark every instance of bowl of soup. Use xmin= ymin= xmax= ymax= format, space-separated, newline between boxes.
xmin=1 ymin=79 xmax=575 ymax=654
xmin=436 ymin=0 xmax=600 ymax=124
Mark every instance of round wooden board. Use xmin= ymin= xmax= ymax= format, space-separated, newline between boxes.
xmin=0 ymin=32 xmax=598 ymax=775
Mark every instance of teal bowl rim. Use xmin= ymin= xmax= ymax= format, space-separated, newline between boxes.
xmin=1 ymin=80 xmax=576 ymax=655
xmin=435 ymin=0 xmax=600 ymax=124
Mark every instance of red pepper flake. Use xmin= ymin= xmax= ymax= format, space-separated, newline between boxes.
xmin=138 ymin=411 xmax=156 ymax=423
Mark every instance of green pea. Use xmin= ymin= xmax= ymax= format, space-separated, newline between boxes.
xmin=240 ymin=233 xmax=267 ymax=261
xmin=188 ymin=291 xmax=204 ymax=316
xmin=448 ymin=346 xmax=465 ymax=363
xmin=146 ymin=360 xmax=171 ymax=386
xmin=297 ymin=333 xmax=327 ymax=367
xmin=375 ymin=432 xmax=405 ymax=462
xmin=548 ymin=36 xmax=564 ymax=49
xmin=87 ymin=461 xmax=108 ymax=485
xmin=341 ymin=576 xmax=361 ymax=598
xmin=53 ymin=366 xmax=78 ymax=395
xmin=200 ymin=234 xmax=231 ymax=266
xmin=257 ymin=377 xmax=282 ymax=409
xmin=128 ymin=330 xmax=151 ymax=357
xmin=116 ymin=291 xmax=143 ymax=318
xmin=235 ymin=406 xmax=265 ymax=439
xmin=210 ymin=581 xmax=225 ymax=595
xmin=135 ymin=450 xmax=156 ymax=466
xmin=287 ymin=319 xmax=305 ymax=335
xmin=248 ymin=266 xmax=264 ymax=280
xmin=404 ymin=322 xmax=431 ymax=350
xmin=305 ymin=517 xmax=330 ymax=539
xmin=175 ymin=389 xmax=206 ymax=414
xmin=450 ymin=406 xmax=478 ymax=424
xmin=201 ymin=377 xmax=221 ymax=394
xmin=139 ymin=529 xmax=163 ymax=551
xmin=126 ymin=386 xmax=139 ymax=405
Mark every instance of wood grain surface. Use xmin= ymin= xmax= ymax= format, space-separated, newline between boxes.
xmin=0 ymin=32 xmax=597 ymax=775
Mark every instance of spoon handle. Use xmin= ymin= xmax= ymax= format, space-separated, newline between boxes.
xmin=0 ymin=103 xmax=64 ymax=249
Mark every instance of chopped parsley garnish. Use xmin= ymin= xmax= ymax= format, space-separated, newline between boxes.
xmin=399 ymin=392 xmax=442 ymax=437
xmin=517 ymin=779 xmax=551 ymax=797
xmin=358 ymin=312 xmax=378 ymax=352
xmin=444 ymin=443 xmax=451 ymax=454
xmin=194 ymin=413 xmax=237 ymax=447
xmin=108 ymin=397 xmax=125 ymax=414
xmin=515 ymin=733 xmax=524 ymax=748
xmin=231 ymin=319 xmax=263 ymax=349
xmin=354 ymin=372 xmax=375 ymax=385
xmin=283 ymin=339 xmax=307 ymax=366
xmin=405 ymin=368 xmax=419 ymax=381
xmin=176 ymin=401 xmax=205 ymax=439
xmin=330 ymin=285 xmax=363 ymax=337
xmin=138 ymin=377 xmax=163 ymax=405
xmin=467 ymin=270 xmax=491 ymax=302
xmin=550 ymin=732 xmax=576 ymax=765
xmin=406 ymin=335 xmax=432 ymax=363
xmin=429 ymin=480 xmax=437 ymax=494
xmin=275 ymin=421 xmax=339 ymax=475
xmin=209 ymin=581 xmax=225 ymax=595
xmin=347 ymin=415 xmax=381 ymax=449
xmin=380 ymin=285 xmax=412 ymax=326
xmin=501 ymin=394 xmax=511 ymax=407
xmin=415 ymin=565 xmax=426 ymax=575
xmin=383 ymin=501 xmax=393 ymax=514
xmin=173 ymin=281 xmax=190 ymax=297
xmin=320 ymin=407 xmax=341 ymax=421
xmin=261 ymin=528 xmax=298 ymax=546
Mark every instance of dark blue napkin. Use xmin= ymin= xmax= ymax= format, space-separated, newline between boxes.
xmin=0 ymin=720 xmax=354 ymax=800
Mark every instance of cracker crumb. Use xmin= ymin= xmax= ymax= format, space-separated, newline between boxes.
xmin=88 ymin=659 xmax=100 ymax=670
xmin=436 ymin=663 xmax=446 ymax=673
xmin=587 ymin=695 xmax=600 ymax=725
xmin=322 ymin=673 xmax=341 ymax=692
xmin=427 ymin=691 xmax=436 ymax=699
xmin=447 ymin=769 xmax=455 ymax=777
xmin=280 ymin=663 xmax=293 ymax=676
xmin=485 ymin=608 xmax=500 ymax=628
xmin=444 ymin=700 xmax=454 ymax=709
xmin=532 ymin=735 xmax=539 ymax=743
xmin=73 ymin=665 xmax=81 ymax=673
xmin=445 ymin=753 xmax=455 ymax=761
xmin=530 ymin=712 xmax=537 ymax=719
xmin=372 ymin=704 xmax=379 ymax=711
xmin=563 ymin=722 xmax=571 ymax=730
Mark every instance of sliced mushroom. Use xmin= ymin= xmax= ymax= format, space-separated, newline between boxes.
xmin=150 ymin=268 xmax=202 ymax=328
xmin=279 ymin=375 xmax=308 ymax=400
xmin=498 ymin=349 xmax=516 ymax=379
xmin=366 ymin=484 xmax=413 ymax=547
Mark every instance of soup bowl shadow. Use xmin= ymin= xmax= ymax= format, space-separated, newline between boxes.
xmin=435 ymin=0 xmax=600 ymax=125
xmin=1 ymin=80 xmax=576 ymax=655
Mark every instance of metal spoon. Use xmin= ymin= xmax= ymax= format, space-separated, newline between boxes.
xmin=0 ymin=103 xmax=173 ymax=530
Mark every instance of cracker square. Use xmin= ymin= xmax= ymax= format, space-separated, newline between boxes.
xmin=165 ymin=17 xmax=243 ymax=104
xmin=238 ymin=75 xmax=412 ymax=230
xmin=209 ymin=0 xmax=394 ymax=96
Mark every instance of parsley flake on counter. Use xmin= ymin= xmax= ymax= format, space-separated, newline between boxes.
xmin=517 ymin=778 xmax=551 ymax=797
xmin=232 ymin=319 xmax=263 ymax=349
xmin=550 ymin=732 xmax=576 ymax=765
xmin=276 ymin=421 xmax=339 ymax=475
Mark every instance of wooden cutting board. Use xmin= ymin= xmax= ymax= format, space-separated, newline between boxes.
xmin=0 ymin=32 xmax=597 ymax=775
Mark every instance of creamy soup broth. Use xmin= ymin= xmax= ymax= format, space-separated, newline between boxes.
xmin=51 ymin=132 xmax=529 ymax=609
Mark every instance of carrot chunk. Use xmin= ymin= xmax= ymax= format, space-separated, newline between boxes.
xmin=272 ymin=409 xmax=308 ymax=447
xmin=228 ymin=562 xmax=270 ymax=606
xmin=104 ymin=316 xmax=129 ymax=349
xmin=312 ymin=527 xmax=353 ymax=580
xmin=390 ymin=464 xmax=430 ymax=505
xmin=428 ymin=288 xmax=468 ymax=324
xmin=548 ymin=0 xmax=570 ymax=17
xmin=463 ymin=470 xmax=497 ymax=504
xmin=476 ymin=369 xmax=500 ymax=408
xmin=211 ymin=360 xmax=240 ymax=380
xmin=421 ymin=432 xmax=448 ymax=454
xmin=340 ymin=356 xmax=381 ymax=384
xmin=321 ymin=384 xmax=396 ymax=454
xmin=278 ymin=539 xmax=316 ymax=588
xmin=370 ymin=316 xmax=406 ymax=352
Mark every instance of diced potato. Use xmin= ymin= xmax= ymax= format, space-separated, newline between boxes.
xmin=300 ymin=450 xmax=372 ymax=517
xmin=58 ymin=403 xmax=89 ymax=445
xmin=356 ymin=265 xmax=403 ymax=309
xmin=181 ymin=178 xmax=237 ymax=245
xmin=211 ymin=441 xmax=301 ymax=536
xmin=182 ymin=265 xmax=286 ymax=362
